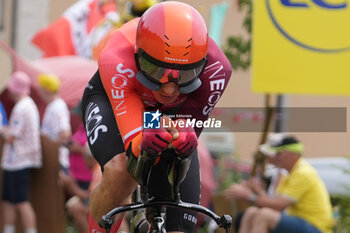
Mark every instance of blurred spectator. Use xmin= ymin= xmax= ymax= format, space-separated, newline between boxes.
xmin=60 ymin=143 xmax=134 ymax=233
xmin=224 ymin=150 xmax=286 ymax=232
xmin=60 ymin=142 xmax=95 ymax=233
xmin=225 ymin=133 xmax=334 ymax=233
xmin=1 ymin=71 xmax=42 ymax=233
xmin=60 ymin=102 xmax=93 ymax=233
xmin=67 ymin=102 xmax=93 ymax=193
xmin=38 ymin=73 xmax=71 ymax=172
xmin=60 ymin=128 xmax=130 ymax=233
xmin=0 ymin=101 xmax=7 ymax=129
xmin=65 ymin=124 xmax=92 ymax=188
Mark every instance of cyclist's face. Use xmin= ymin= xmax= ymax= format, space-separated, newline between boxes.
xmin=152 ymin=82 xmax=180 ymax=104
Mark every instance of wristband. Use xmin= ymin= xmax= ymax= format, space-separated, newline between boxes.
xmin=248 ymin=194 xmax=257 ymax=204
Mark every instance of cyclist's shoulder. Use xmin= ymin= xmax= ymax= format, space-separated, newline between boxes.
xmin=105 ymin=18 xmax=139 ymax=46
xmin=204 ymin=37 xmax=232 ymax=75
xmin=98 ymin=21 xmax=139 ymax=88
xmin=98 ymin=19 xmax=139 ymax=67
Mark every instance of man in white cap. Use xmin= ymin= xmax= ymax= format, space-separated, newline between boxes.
xmin=1 ymin=71 xmax=41 ymax=233
xmin=225 ymin=133 xmax=334 ymax=233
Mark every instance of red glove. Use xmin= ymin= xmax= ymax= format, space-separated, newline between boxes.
xmin=141 ymin=127 xmax=173 ymax=156
xmin=172 ymin=120 xmax=198 ymax=158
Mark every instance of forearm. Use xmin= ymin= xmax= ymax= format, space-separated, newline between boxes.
xmin=89 ymin=154 xmax=138 ymax=221
xmin=58 ymin=130 xmax=72 ymax=145
xmin=252 ymin=194 xmax=288 ymax=211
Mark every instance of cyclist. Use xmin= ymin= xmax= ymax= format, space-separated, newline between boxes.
xmin=82 ymin=1 xmax=232 ymax=233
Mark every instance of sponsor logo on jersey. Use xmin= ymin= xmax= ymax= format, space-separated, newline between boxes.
xmin=85 ymin=102 xmax=108 ymax=145
xmin=111 ymin=63 xmax=136 ymax=116
xmin=202 ymin=61 xmax=226 ymax=116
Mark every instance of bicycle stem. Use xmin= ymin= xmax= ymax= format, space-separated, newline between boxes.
xmin=107 ymin=148 xmax=233 ymax=232
xmin=99 ymin=200 xmax=232 ymax=232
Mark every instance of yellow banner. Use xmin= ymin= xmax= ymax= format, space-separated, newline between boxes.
xmin=252 ymin=0 xmax=350 ymax=95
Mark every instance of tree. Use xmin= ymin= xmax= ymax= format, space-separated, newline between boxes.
xmin=223 ymin=0 xmax=252 ymax=70
xmin=223 ymin=0 xmax=274 ymax=177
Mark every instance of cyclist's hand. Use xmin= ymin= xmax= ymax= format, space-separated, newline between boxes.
xmin=172 ymin=119 xmax=198 ymax=158
xmin=141 ymin=127 xmax=173 ymax=156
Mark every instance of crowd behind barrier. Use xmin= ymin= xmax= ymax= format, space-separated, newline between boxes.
xmin=0 ymin=135 xmax=65 ymax=233
xmin=0 ymin=72 xmax=82 ymax=233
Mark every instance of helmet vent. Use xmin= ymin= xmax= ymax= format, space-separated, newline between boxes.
xmin=164 ymin=35 xmax=171 ymax=54
xmin=184 ymin=39 xmax=192 ymax=56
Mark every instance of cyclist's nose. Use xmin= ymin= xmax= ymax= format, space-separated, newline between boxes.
xmin=160 ymin=82 xmax=178 ymax=96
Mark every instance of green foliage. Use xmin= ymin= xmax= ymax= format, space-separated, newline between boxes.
xmin=224 ymin=37 xmax=251 ymax=70
xmin=332 ymin=195 xmax=350 ymax=233
xmin=223 ymin=0 xmax=252 ymax=70
xmin=332 ymin=157 xmax=350 ymax=233
xmin=215 ymin=153 xmax=243 ymax=192
xmin=237 ymin=0 xmax=253 ymax=33
xmin=65 ymin=216 xmax=79 ymax=233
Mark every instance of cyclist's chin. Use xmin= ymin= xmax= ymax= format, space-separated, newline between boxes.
xmin=153 ymin=93 xmax=178 ymax=104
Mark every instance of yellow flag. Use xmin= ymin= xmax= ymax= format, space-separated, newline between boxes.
xmin=252 ymin=0 xmax=350 ymax=95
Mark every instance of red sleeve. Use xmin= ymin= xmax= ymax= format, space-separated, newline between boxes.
xmin=178 ymin=38 xmax=232 ymax=136
xmin=98 ymin=19 xmax=143 ymax=153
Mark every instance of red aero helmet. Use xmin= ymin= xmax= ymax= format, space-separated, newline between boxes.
xmin=135 ymin=1 xmax=209 ymax=65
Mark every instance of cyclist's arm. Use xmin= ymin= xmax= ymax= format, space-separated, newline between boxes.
xmin=99 ymin=69 xmax=144 ymax=153
xmin=98 ymin=27 xmax=144 ymax=154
